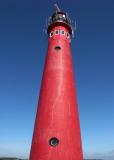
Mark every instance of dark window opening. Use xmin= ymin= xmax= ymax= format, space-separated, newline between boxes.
xmin=49 ymin=137 xmax=59 ymax=147
xmin=55 ymin=30 xmax=59 ymax=34
xmin=50 ymin=32 xmax=53 ymax=37
xmin=55 ymin=46 xmax=61 ymax=51
xmin=67 ymin=32 xmax=70 ymax=38
xmin=62 ymin=30 xmax=65 ymax=34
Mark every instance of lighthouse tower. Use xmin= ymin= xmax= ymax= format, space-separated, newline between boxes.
xmin=29 ymin=5 xmax=83 ymax=160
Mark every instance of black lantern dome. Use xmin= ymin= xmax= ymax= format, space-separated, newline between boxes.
xmin=47 ymin=5 xmax=73 ymax=36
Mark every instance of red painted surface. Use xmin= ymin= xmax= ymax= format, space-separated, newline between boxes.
xmin=29 ymin=20 xmax=83 ymax=160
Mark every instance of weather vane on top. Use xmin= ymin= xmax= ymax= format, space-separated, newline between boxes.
xmin=54 ymin=3 xmax=61 ymax=12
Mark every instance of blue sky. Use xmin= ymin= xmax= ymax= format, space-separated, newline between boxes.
xmin=0 ymin=0 xmax=114 ymax=159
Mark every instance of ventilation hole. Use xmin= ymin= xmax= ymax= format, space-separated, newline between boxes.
xmin=49 ymin=137 xmax=59 ymax=147
xmin=55 ymin=46 xmax=61 ymax=51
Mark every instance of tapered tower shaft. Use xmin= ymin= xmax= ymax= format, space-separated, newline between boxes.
xmin=29 ymin=6 xmax=83 ymax=160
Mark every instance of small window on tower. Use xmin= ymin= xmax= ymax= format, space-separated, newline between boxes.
xmin=49 ymin=137 xmax=59 ymax=147
xmin=66 ymin=32 xmax=70 ymax=38
xmin=62 ymin=30 xmax=65 ymax=35
xmin=50 ymin=31 xmax=54 ymax=37
xmin=55 ymin=46 xmax=61 ymax=51
xmin=55 ymin=30 xmax=59 ymax=35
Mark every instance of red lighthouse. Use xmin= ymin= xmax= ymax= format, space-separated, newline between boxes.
xmin=29 ymin=5 xmax=83 ymax=160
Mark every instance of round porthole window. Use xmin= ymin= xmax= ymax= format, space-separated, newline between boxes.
xmin=49 ymin=137 xmax=59 ymax=147
xmin=55 ymin=46 xmax=61 ymax=51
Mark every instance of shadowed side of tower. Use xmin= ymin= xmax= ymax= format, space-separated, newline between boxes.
xmin=29 ymin=5 xmax=83 ymax=160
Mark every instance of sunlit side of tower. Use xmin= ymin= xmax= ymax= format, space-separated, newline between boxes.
xmin=29 ymin=5 xmax=83 ymax=160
